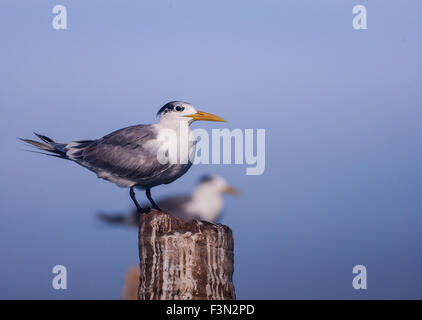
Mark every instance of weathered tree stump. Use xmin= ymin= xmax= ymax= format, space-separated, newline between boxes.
xmin=138 ymin=209 xmax=236 ymax=300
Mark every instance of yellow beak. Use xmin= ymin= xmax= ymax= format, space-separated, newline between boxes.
xmin=184 ymin=110 xmax=226 ymax=122
xmin=223 ymin=185 xmax=241 ymax=196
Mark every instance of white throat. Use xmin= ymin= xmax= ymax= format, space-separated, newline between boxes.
xmin=152 ymin=119 xmax=196 ymax=166
xmin=184 ymin=183 xmax=224 ymax=222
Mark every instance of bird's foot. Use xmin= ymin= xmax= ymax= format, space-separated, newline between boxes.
xmin=138 ymin=206 xmax=163 ymax=214
xmin=136 ymin=207 xmax=149 ymax=215
xmin=144 ymin=205 xmax=162 ymax=213
xmin=151 ymin=204 xmax=162 ymax=211
xmin=142 ymin=206 xmax=158 ymax=214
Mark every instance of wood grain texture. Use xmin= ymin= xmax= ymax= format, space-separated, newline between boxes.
xmin=138 ymin=209 xmax=235 ymax=300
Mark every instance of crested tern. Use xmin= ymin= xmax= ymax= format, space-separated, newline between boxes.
xmin=99 ymin=174 xmax=240 ymax=224
xmin=20 ymin=101 xmax=226 ymax=213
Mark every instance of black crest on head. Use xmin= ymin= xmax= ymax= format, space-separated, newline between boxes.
xmin=157 ymin=101 xmax=188 ymax=117
xmin=199 ymin=175 xmax=214 ymax=184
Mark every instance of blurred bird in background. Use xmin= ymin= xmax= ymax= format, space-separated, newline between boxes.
xmin=20 ymin=101 xmax=226 ymax=213
xmin=99 ymin=174 xmax=240 ymax=224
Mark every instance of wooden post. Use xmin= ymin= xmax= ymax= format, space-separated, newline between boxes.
xmin=121 ymin=266 xmax=140 ymax=300
xmin=138 ymin=209 xmax=236 ymax=300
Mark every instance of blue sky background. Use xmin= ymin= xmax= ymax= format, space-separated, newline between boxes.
xmin=0 ymin=0 xmax=421 ymax=299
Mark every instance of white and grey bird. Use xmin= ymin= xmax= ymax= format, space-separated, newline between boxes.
xmin=99 ymin=174 xmax=240 ymax=225
xmin=20 ymin=101 xmax=226 ymax=213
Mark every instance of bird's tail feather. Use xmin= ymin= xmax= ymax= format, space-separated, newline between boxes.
xmin=98 ymin=213 xmax=127 ymax=224
xmin=97 ymin=211 xmax=140 ymax=227
xmin=19 ymin=132 xmax=68 ymax=158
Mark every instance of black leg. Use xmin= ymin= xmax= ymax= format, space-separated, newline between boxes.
xmin=146 ymin=188 xmax=161 ymax=211
xmin=129 ymin=186 xmax=145 ymax=214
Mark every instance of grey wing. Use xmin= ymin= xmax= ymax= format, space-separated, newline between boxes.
xmin=68 ymin=125 xmax=170 ymax=186
xmin=157 ymin=195 xmax=192 ymax=220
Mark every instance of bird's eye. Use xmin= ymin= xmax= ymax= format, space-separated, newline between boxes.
xmin=176 ymin=106 xmax=184 ymax=112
